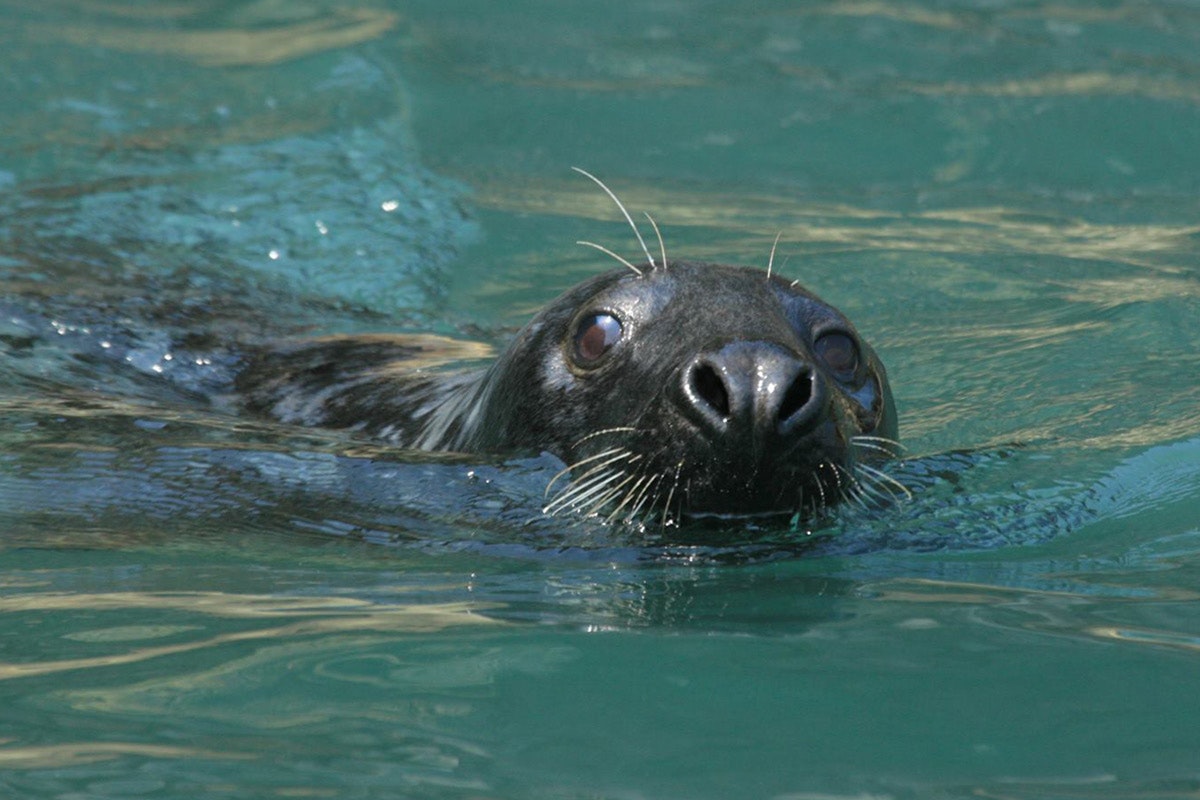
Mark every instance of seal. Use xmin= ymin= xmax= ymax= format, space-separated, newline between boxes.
xmin=237 ymin=172 xmax=900 ymax=523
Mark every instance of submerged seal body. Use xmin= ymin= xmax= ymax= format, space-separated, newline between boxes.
xmin=239 ymin=258 xmax=898 ymax=522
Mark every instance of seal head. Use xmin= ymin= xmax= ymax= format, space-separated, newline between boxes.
xmin=464 ymin=259 xmax=896 ymax=519
xmin=238 ymin=262 xmax=896 ymax=522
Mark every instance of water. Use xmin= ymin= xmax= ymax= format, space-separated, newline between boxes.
xmin=2 ymin=1 xmax=1200 ymax=797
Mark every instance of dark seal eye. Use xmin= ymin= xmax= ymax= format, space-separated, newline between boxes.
xmin=814 ymin=331 xmax=859 ymax=379
xmin=572 ymin=312 xmax=623 ymax=365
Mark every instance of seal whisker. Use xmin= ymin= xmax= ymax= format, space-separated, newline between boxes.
xmin=766 ymin=231 xmax=783 ymax=280
xmin=543 ymin=454 xmax=640 ymax=513
xmin=637 ymin=473 xmax=664 ymax=521
xmin=852 ymin=435 xmax=905 ymax=444
xmin=850 ymin=467 xmax=899 ymax=506
xmin=856 ymin=462 xmax=913 ymax=502
xmin=571 ymin=167 xmax=656 ymax=270
xmin=826 ymin=462 xmax=852 ymax=507
xmin=643 ymin=211 xmax=668 ymax=270
xmin=581 ymin=472 xmax=640 ymax=518
xmin=607 ymin=472 xmax=654 ymax=523
xmin=571 ymin=426 xmax=640 ymax=449
xmin=813 ymin=464 xmax=829 ymax=514
xmin=544 ymin=469 xmax=628 ymax=515
xmin=826 ymin=459 xmax=843 ymax=492
xmin=544 ymin=446 xmax=629 ymax=497
xmin=832 ymin=463 xmax=870 ymax=510
xmin=825 ymin=460 xmax=864 ymax=510
xmin=622 ymin=473 xmax=659 ymax=523
xmin=569 ymin=452 xmax=641 ymax=486
xmin=849 ymin=439 xmax=903 ymax=458
xmin=576 ymin=240 xmax=643 ymax=277
xmin=633 ymin=475 xmax=666 ymax=526
xmin=660 ymin=460 xmax=684 ymax=531
xmin=851 ymin=435 xmax=907 ymax=456
xmin=543 ymin=475 xmax=612 ymax=515
xmin=579 ymin=486 xmax=626 ymax=519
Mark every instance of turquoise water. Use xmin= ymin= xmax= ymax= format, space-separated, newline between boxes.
xmin=3 ymin=1 xmax=1200 ymax=798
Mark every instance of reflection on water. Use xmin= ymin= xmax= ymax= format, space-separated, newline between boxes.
xmin=476 ymin=178 xmax=1200 ymax=271
xmin=0 ymin=589 xmax=497 ymax=681
xmin=0 ymin=742 xmax=252 ymax=770
xmin=1 ymin=0 xmax=476 ymax=318
xmin=28 ymin=9 xmax=400 ymax=68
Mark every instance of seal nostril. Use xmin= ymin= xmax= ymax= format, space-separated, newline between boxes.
xmin=778 ymin=370 xmax=813 ymax=423
xmin=690 ymin=363 xmax=730 ymax=418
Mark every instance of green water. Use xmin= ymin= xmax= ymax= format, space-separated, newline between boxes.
xmin=3 ymin=1 xmax=1200 ymax=798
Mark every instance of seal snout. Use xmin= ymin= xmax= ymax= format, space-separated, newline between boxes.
xmin=680 ymin=341 xmax=826 ymax=446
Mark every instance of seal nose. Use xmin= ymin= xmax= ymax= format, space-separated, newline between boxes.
xmin=681 ymin=341 xmax=825 ymax=443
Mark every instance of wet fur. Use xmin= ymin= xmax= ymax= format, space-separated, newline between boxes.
xmin=238 ymin=334 xmax=494 ymax=450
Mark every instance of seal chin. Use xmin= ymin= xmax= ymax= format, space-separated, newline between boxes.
xmin=673 ymin=466 xmax=845 ymax=518
xmin=542 ymin=420 xmax=855 ymax=524
xmin=623 ymin=417 xmax=851 ymax=519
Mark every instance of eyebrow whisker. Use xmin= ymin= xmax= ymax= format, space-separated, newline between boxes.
xmin=572 ymin=167 xmax=656 ymax=269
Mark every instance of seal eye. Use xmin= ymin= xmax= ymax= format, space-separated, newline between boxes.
xmin=572 ymin=312 xmax=622 ymax=365
xmin=814 ymin=331 xmax=859 ymax=379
